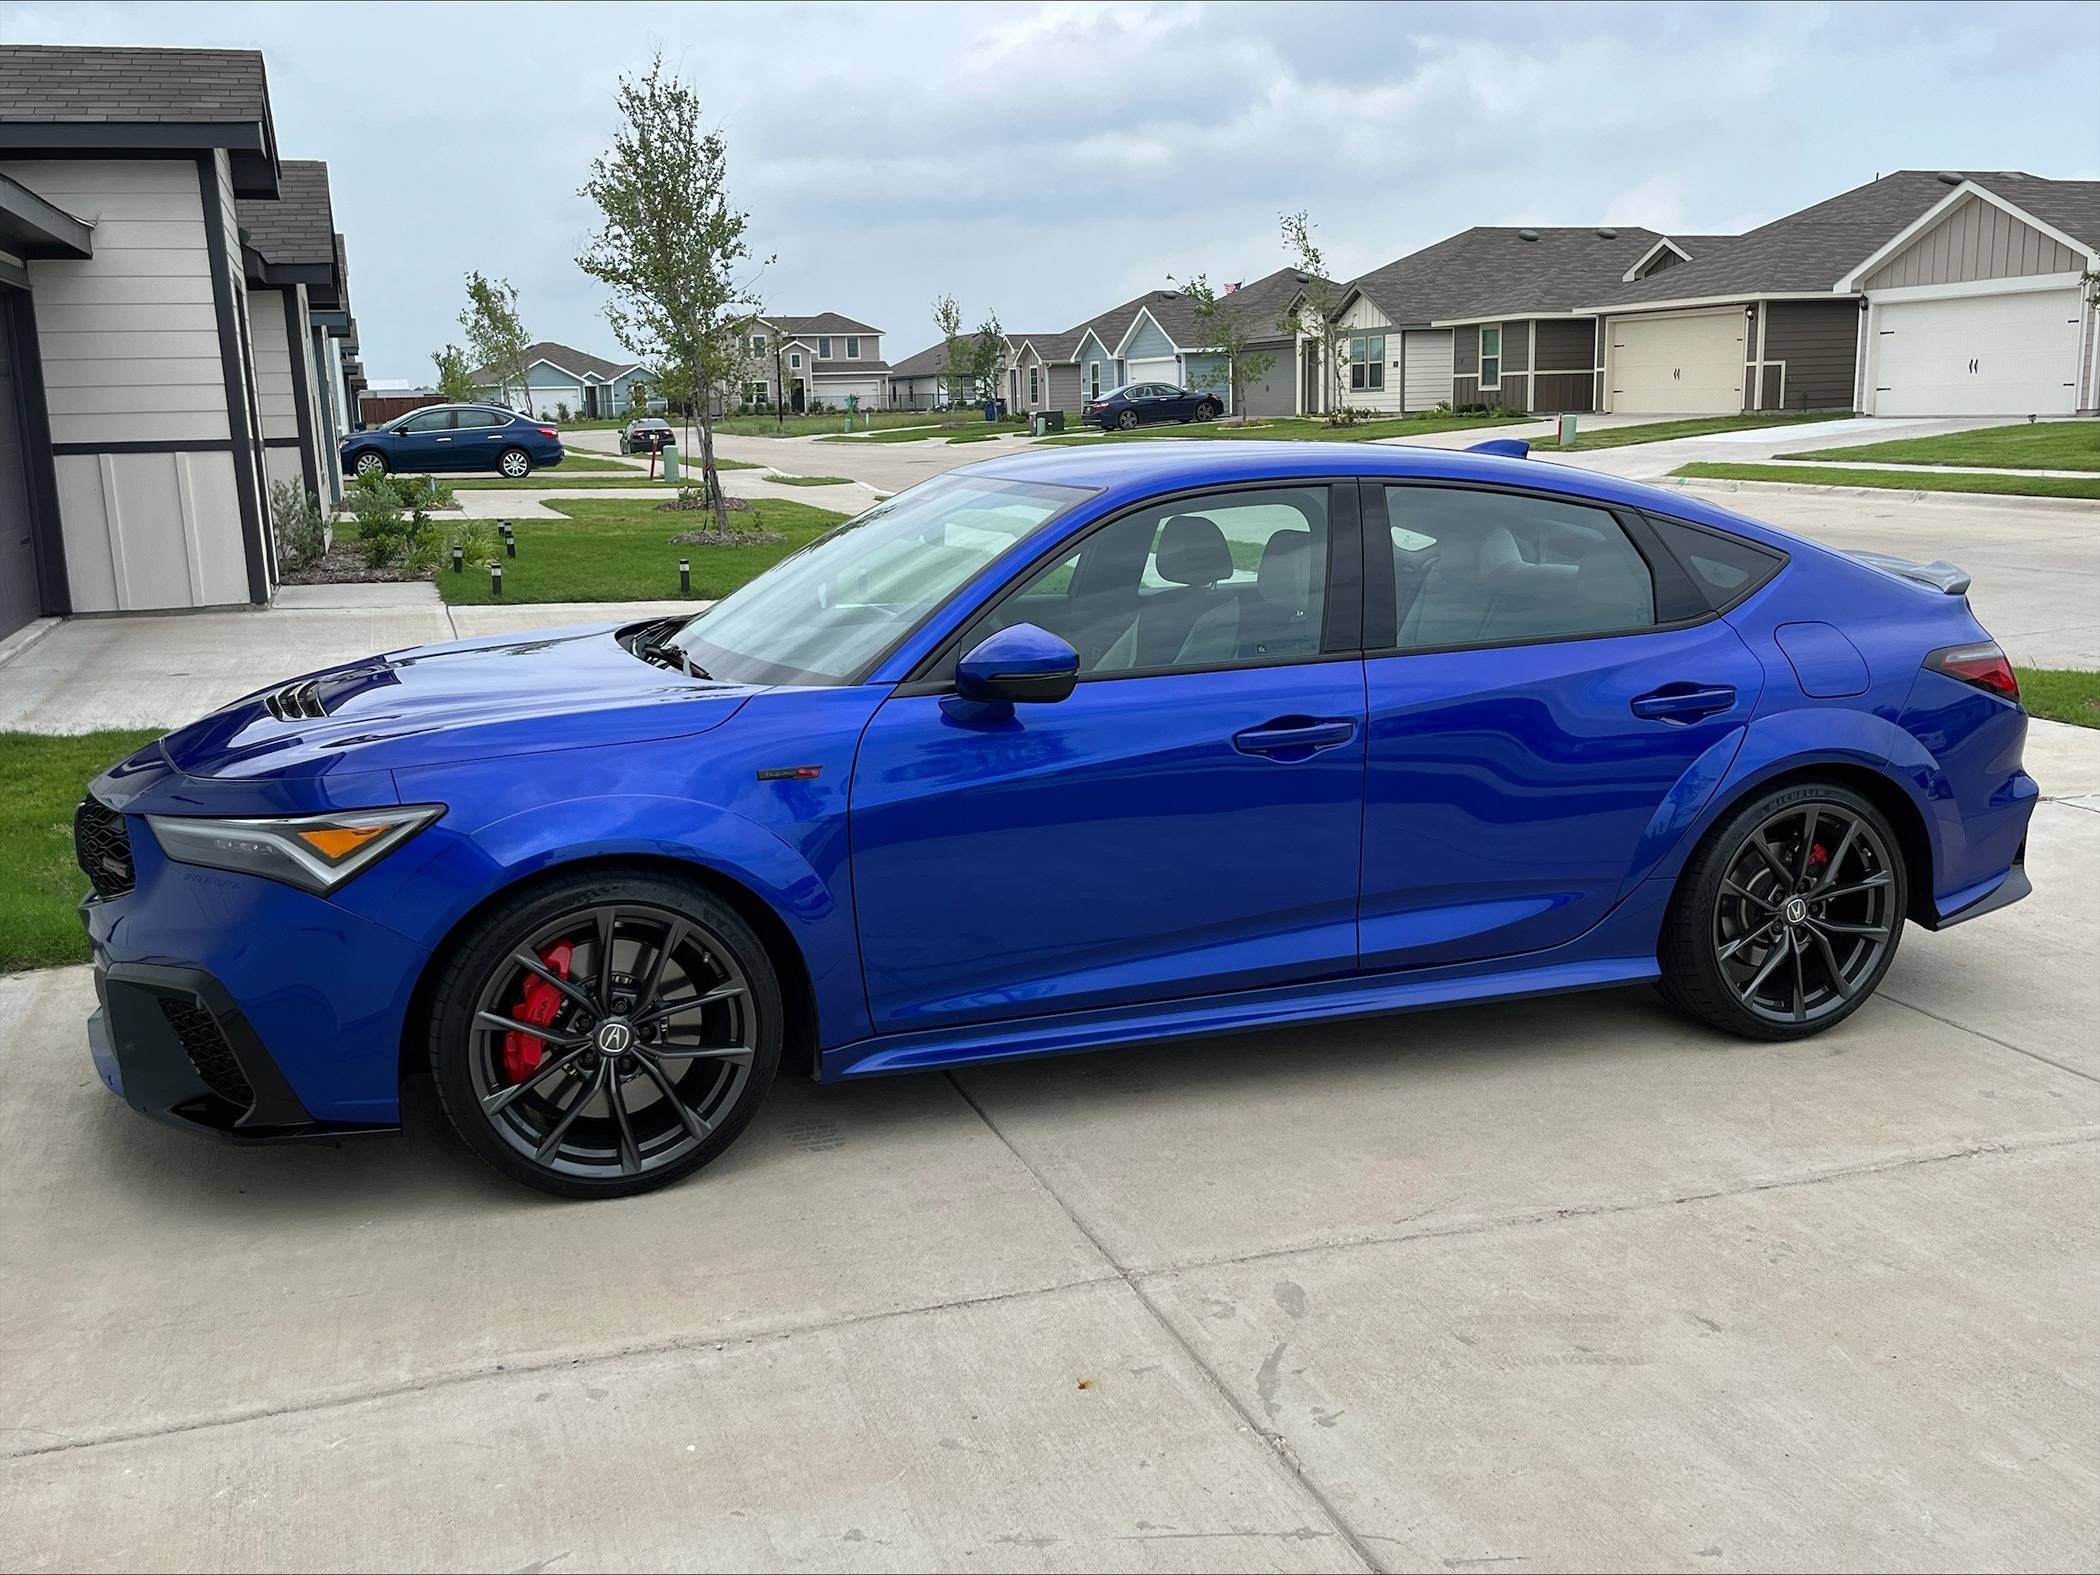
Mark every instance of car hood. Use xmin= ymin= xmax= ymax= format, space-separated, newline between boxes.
xmin=160 ymin=622 xmax=759 ymax=783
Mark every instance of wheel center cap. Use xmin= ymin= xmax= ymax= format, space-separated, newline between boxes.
xmin=1783 ymin=897 xmax=1809 ymax=926
xmin=594 ymin=1019 xmax=635 ymax=1056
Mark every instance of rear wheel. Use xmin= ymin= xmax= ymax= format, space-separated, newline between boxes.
xmin=353 ymin=450 xmax=388 ymax=480
xmin=1659 ymin=782 xmax=1905 ymax=1040
xmin=428 ymin=869 xmax=782 ymax=1198
xmin=497 ymin=447 xmax=533 ymax=479
xmin=1116 ymin=409 xmax=1140 ymax=430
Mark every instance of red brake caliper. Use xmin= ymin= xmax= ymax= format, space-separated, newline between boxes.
xmin=503 ymin=940 xmax=576 ymax=1084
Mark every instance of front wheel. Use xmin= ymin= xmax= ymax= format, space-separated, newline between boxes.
xmin=353 ymin=450 xmax=388 ymax=480
xmin=496 ymin=447 xmax=533 ymax=479
xmin=1658 ymin=782 xmax=1905 ymax=1040
xmin=1194 ymin=401 xmax=1220 ymax=422
xmin=427 ymin=869 xmax=783 ymax=1198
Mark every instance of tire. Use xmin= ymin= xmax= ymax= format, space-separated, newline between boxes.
xmin=1116 ymin=409 xmax=1140 ymax=431
xmin=427 ymin=868 xmax=783 ymax=1199
xmin=1658 ymin=781 xmax=1906 ymax=1041
xmin=353 ymin=450 xmax=388 ymax=479
xmin=1195 ymin=401 xmax=1220 ymax=422
xmin=497 ymin=447 xmax=533 ymax=479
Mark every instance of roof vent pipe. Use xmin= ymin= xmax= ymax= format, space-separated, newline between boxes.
xmin=1517 ymin=228 xmax=1540 ymax=242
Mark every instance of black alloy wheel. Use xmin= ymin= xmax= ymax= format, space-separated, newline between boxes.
xmin=1660 ymin=783 xmax=1905 ymax=1039
xmin=429 ymin=871 xmax=781 ymax=1197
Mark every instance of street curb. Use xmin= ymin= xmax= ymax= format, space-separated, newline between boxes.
xmin=1666 ymin=476 xmax=2100 ymax=515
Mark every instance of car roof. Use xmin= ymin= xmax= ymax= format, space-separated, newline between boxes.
xmin=960 ymin=439 xmax=1805 ymax=555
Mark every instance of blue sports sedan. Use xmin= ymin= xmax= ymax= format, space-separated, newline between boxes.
xmin=341 ymin=403 xmax=565 ymax=480
xmin=1082 ymin=381 xmax=1223 ymax=430
xmin=76 ymin=441 xmax=2036 ymax=1196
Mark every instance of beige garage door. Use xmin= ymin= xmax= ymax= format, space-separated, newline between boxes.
xmin=1609 ymin=310 xmax=1746 ymax=414
xmin=1871 ymin=288 xmax=2081 ymax=417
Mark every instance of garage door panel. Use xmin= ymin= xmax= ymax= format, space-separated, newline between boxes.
xmin=1609 ymin=312 xmax=1745 ymax=414
xmin=1873 ymin=289 xmax=2080 ymax=417
xmin=1127 ymin=357 xmax=1177 ymax=386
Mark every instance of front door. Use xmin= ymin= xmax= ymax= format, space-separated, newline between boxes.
xmin=851 ymin=481 xmax=1365 ymax=1035
xmin=1358 ymin=480 xmax=1764 ymax=970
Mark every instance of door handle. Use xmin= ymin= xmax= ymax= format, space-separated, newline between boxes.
xmin=1232 ymin=717 xmax=1357 ymax=760
xmin=1631 ymin=684 xmax=1737 ymax=723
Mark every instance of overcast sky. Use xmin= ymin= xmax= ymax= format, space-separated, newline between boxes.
xmin=6 ymin=1 xmax=2092 ymax=384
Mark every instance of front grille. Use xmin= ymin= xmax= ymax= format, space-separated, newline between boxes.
xmin=74 ymin=798 xmax=135 ymax=899
xmin=264 ymin=680 xmax=326 ymax=720
xmin=157 ymin=996 xmax=254 ymax=1108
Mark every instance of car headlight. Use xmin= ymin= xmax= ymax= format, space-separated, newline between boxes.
xmin=146 ymin=806 xmax=444 ymax=894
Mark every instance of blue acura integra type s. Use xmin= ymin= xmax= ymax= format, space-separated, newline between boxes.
xmin=77 ymin=442 xmax=2037 ymax=1197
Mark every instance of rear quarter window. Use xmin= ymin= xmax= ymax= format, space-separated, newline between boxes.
xmin=1643 ymin=513 xmax=1786 ymax=611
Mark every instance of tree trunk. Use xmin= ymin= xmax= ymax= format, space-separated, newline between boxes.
xmin=698 ymin=407 xmax=727 ymax=534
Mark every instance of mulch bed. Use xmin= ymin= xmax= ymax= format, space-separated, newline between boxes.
xmin=278 ymin=539 xmax=428 ymax=585
xmin=669 ymin=528 xmax=785 ymax=547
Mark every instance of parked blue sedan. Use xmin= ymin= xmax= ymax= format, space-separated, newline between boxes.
xmin=341 ymin=403 xmax=564 ymax=480
xmin=1082 ymin=381 xmax=1223 ymax=430
xmin=76 ymin=440 xmax=2035 ymax=1197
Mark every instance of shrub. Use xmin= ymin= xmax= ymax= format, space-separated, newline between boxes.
xmin=346 ymin=477 xmax=410 ymax=567
xmin=556 ymin=401 xmax=572 ymax=423
xmin=268 ymin=479 xmax=327 ymax=571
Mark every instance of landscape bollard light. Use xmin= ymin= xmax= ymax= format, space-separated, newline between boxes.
xmin=451 ymin=543 xmax=463 ymax=574
xmin=491 ymin=563 xmax=503 ymax=597
xmin=679 ymin=558 xmax=691 ymax=594
xmin=504 ymin=527 xmax=516 ymax=559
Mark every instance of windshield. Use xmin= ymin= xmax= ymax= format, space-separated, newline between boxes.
xmin=670 ymin=472 xmax=1093 ymax=685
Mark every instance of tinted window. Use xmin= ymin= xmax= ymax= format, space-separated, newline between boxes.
xmin=455 ymin=408 xmax=504 ymax=429
xmin=1644 ymin=514 xmax=1785 ymax=610
xmin=964 ymin=486 xmax=1330 ymax=676
xmin=399 ymin=408 xmax=455 ymax=433
xmin=1381 ymin=485 xmax=1654 ymax=651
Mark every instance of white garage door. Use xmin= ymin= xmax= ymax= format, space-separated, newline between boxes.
xmin=1127 ymin=357 xmax=1178 ymax=387
xmin=1608 ymin=311 xmax=1746 ymax=414
xmin=1871 ymin=288 xmax=2082 ymax=417
xmin=1402 ymin=329 xmax=1453 ymax=411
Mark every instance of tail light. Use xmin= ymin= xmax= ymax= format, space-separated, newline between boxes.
xmin=1926 ymin=641 xmax=2019 ymax=700
xmin=536 ymin=425 xmax=559 ymax=439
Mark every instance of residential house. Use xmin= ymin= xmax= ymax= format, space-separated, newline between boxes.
xmin=0 ymin=44 xmax=325 ymax=636
xmin=743 ymin=313 xmax=886 ymax=411
xmin=1328 ymin=226 xmax=1728 ymax=418
xmin=473 ymin=340 xmax=652 ymax=421
xmin=1580 ymin=170 xmax=2099 ymax=417
xmin=236 ymin=159 xmax=349 ymax=506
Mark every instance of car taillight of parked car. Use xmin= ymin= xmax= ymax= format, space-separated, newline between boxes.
xmin=536 ymin=426 xmax=559 ymax=440
xmin=1925 ymin=641 xmax=2020 ymax=699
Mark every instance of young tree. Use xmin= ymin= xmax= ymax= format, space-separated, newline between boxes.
xmin=966 ymin=311 xmax=1006 ymax=413
xmin=932 ymin=293 xmax=966 ymax=407
xmin=432 ymin=343 xmax=477 ymax=404
xmin=578 ymin=54 xmax=768 ymax=531
xmin=459 ymin=273 xmax=532 ymax=411
xmin=1279 ymin=210 xmax=1345 ymax=421
xmin=1177 ymin=274 xmax=1274 ymax=423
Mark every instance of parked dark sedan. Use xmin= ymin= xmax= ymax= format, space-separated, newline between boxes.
xmin=619 ymin=417 xmax=675 ymax=455
xmin=341 ymin=404 xmax=564 ymax=480
xmin=1082 ymin=382 xmax=1222 ymax=431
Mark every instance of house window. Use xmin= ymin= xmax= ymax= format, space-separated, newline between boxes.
xmin=845 ymin=336 xmax=860 ymax=359
xmin=1479 ymin=326 xmax=1502 ymax=391
xmin=1088 ymin=362 xmax=1102 ymax=400
xmin=790 ymin=352 xmax=803 ymax=370
xmin=749 ymin=333 xmax=766 ymax=354
xmin=818 ymin=336 xmax=832 ymax=358
xmin=1349 ymin=335 xmax=1386 ymax=391
xmin=742 ymin=381 xmax=769 ymax=406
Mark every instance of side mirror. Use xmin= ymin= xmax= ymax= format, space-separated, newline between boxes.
xmin=955 ymin=623 xmax=1079 ymax=705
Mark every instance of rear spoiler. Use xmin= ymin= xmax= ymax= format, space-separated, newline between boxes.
xmin=1846 ymin=551 xmax=1970 ymax=596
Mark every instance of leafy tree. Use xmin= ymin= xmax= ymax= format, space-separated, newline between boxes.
xmin=933 ymin=293 xmax=966 ymax=407
xmin=1178 ymin=274 xmax=1274 ymax=422
xmin=459 ymin=273 xmax=532 ymax=411
xmin=432 ymin=343 xmax=477 ymax=404
xmin=1280 ymin=210 xmax=1345 ymax=421
xmin=578 ymin=54 xmax=768 ymax=531
xmin=966 ymin=312 xmax=1006 ymax=411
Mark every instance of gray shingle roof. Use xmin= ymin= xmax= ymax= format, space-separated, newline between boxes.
xmin=1346 ymin=226 xmax=1670 ymax=325
xmin=237 ymin=158 xmax=334 ymax=267
xmin=470 ymin=340 xmax=642 ymax=383
xmin=1014 ymin=331 xmax=1083 ymax=362
xmin=1587 ymin=171 xmax=2100 ymax=309
xmin=0 ymin=44 xmax=270 ymax=123
xmin=766 ymin=312 xmax=881 ymax=337
xmin=1218 ymin=265 xmax=1335 ymax=342
xmin=813 ymin=358 xmax=891 ymax=373
xmin=887 ymin=343 xmax=952 ymax=378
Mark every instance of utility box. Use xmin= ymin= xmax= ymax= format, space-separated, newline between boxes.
xmin=1033 ymin=410 xmax=1067 ymax=435
xmin=662 ymin=440 xmax=680 ymax=482
xmin=1558 ymin=413 xmax=1578 ymax=447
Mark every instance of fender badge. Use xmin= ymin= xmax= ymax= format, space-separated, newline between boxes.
xmin=756 ymin=765 xmax=824 ymax=782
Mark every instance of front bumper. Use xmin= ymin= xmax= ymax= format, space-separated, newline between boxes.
xmin=88 ymin=954 xmax=394 ymax=1142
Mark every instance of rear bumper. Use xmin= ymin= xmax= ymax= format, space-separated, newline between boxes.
xmin=88 ymin=954 xmax=395 ymax=1142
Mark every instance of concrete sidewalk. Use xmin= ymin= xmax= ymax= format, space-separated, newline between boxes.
xmin=2 ymin=744 xmax=2095 ymax=1569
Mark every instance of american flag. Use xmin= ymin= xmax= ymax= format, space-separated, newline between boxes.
xmin=1224 ymin=281 xmax=1243 ymax=293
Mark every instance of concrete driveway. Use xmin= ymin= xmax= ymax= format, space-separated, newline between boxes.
xmin=3 ymin=723 xmax=2096 ymax=1571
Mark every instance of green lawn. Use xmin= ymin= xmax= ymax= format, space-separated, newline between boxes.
xmin=1670 ymin=462 xmax=2100 ymax=501
xmin=2 ymin=729 xmax=165 ymax=971
xmin=2018 ymin=668 xmax=2100 ymax=729
xmin=1039 ymin=412 xmax=1530 ymax=447
xmin=433 ymin=496 xmax=848 ymax=605
xmin=819 ymin=419 xmax=1028 ymax=445
xmin=1781 ymin=421 xmax=2100 ymax=471
xmin=1548 ymin=411 xmax=1849 ymax=451
xmin=715 ymin=409 xmax=992 ymax=438
xmin=769 ymin=474 xmax=854 ymax=486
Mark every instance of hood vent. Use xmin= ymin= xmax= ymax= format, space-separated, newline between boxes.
xmin=264 ymin=680 xmax=327 ymax=721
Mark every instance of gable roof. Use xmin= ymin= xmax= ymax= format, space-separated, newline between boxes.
xmin=887 ymin=343 xmax=952 ymax=378
xmin=1012 ymin=331 xmax=1084 ymax=363
xmin=470 ymin=340 xmax=642 ymax=383
xmin=1586 ymin=171 xmax=2100 ymax=311
xmin=1344 ymin=226 xmax=1673 ymax=326
xmin=0 ymin=44 xmax=281 ymax=196
xmin=1216 ymin=265 xmax=1335 ymax=341
xmin=764 ymin=312 xmax=881 ymax=338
